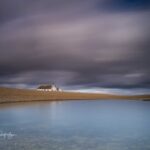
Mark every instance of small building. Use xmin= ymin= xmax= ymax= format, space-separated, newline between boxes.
xmin=37 ymin=84 xmax=62 ymax=92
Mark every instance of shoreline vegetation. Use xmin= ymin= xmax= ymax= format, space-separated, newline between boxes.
xmin=0 ymin=87 xmax=150 ymax=104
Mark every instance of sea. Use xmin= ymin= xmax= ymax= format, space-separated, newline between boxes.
xmin=0 ymin=100 xmax=150 ymax=150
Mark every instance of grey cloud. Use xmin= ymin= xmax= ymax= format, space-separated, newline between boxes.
xmin=0 ymin=0 xmax=103 ymax=24
xmin=0 ymin=0 xmax=150 ymax=90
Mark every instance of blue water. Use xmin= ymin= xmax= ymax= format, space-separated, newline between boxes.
xmin=0 ymin=100 xmax=150 ymax=150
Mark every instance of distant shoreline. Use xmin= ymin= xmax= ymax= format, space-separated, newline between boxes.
xmin=0 ymin=87 xmax=150 ymax=104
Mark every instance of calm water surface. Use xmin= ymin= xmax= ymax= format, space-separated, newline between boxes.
xmin=0 ymin=100 xmax=150 ymax=150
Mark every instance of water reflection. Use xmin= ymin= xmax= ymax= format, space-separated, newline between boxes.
xmin=0 ymin=100 xmax=150 ymax=150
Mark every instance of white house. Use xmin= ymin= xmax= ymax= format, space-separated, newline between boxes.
xmin=37 ymin=84 xmax=62 ymax=92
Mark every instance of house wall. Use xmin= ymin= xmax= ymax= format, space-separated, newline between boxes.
xmin=37 ymin=89 xmax=52 ymax=91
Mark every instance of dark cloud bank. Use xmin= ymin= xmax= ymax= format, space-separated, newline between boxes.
xmin=0 ymin=0 xmax=150 ymax=94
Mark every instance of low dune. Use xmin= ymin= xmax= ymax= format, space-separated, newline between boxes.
xmin=0 ymin=87 xmax=150 ymax=103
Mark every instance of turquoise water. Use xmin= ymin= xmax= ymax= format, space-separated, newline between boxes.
xmin=0 ymin=100 xmax=150 ymax=150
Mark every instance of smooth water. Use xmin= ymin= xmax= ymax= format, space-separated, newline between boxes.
xmin=0 ymin=100 xmax=150 ymax=150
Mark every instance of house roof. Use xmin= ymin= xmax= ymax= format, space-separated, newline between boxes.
xmin=37 ymin=84 xmax=53 ymax=89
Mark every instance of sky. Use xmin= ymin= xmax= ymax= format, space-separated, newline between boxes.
xmin=0 ymin=0 xmax=150 ymax=94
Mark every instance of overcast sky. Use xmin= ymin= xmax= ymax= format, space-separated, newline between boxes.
xmin=0 ymin=0 xmax=150 ymax=94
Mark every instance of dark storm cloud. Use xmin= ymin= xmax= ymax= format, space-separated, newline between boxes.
xmin=0 ymin=0 xmax=150 ymax=91
xmin=99 ymin=0 xmax=150 ymax=11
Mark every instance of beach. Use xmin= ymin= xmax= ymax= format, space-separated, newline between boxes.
xmin=0 ymin=87 xmax=150 ymax=103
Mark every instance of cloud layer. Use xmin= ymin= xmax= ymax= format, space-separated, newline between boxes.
xmin=0 ymin=0 xmax=150 ymax=92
